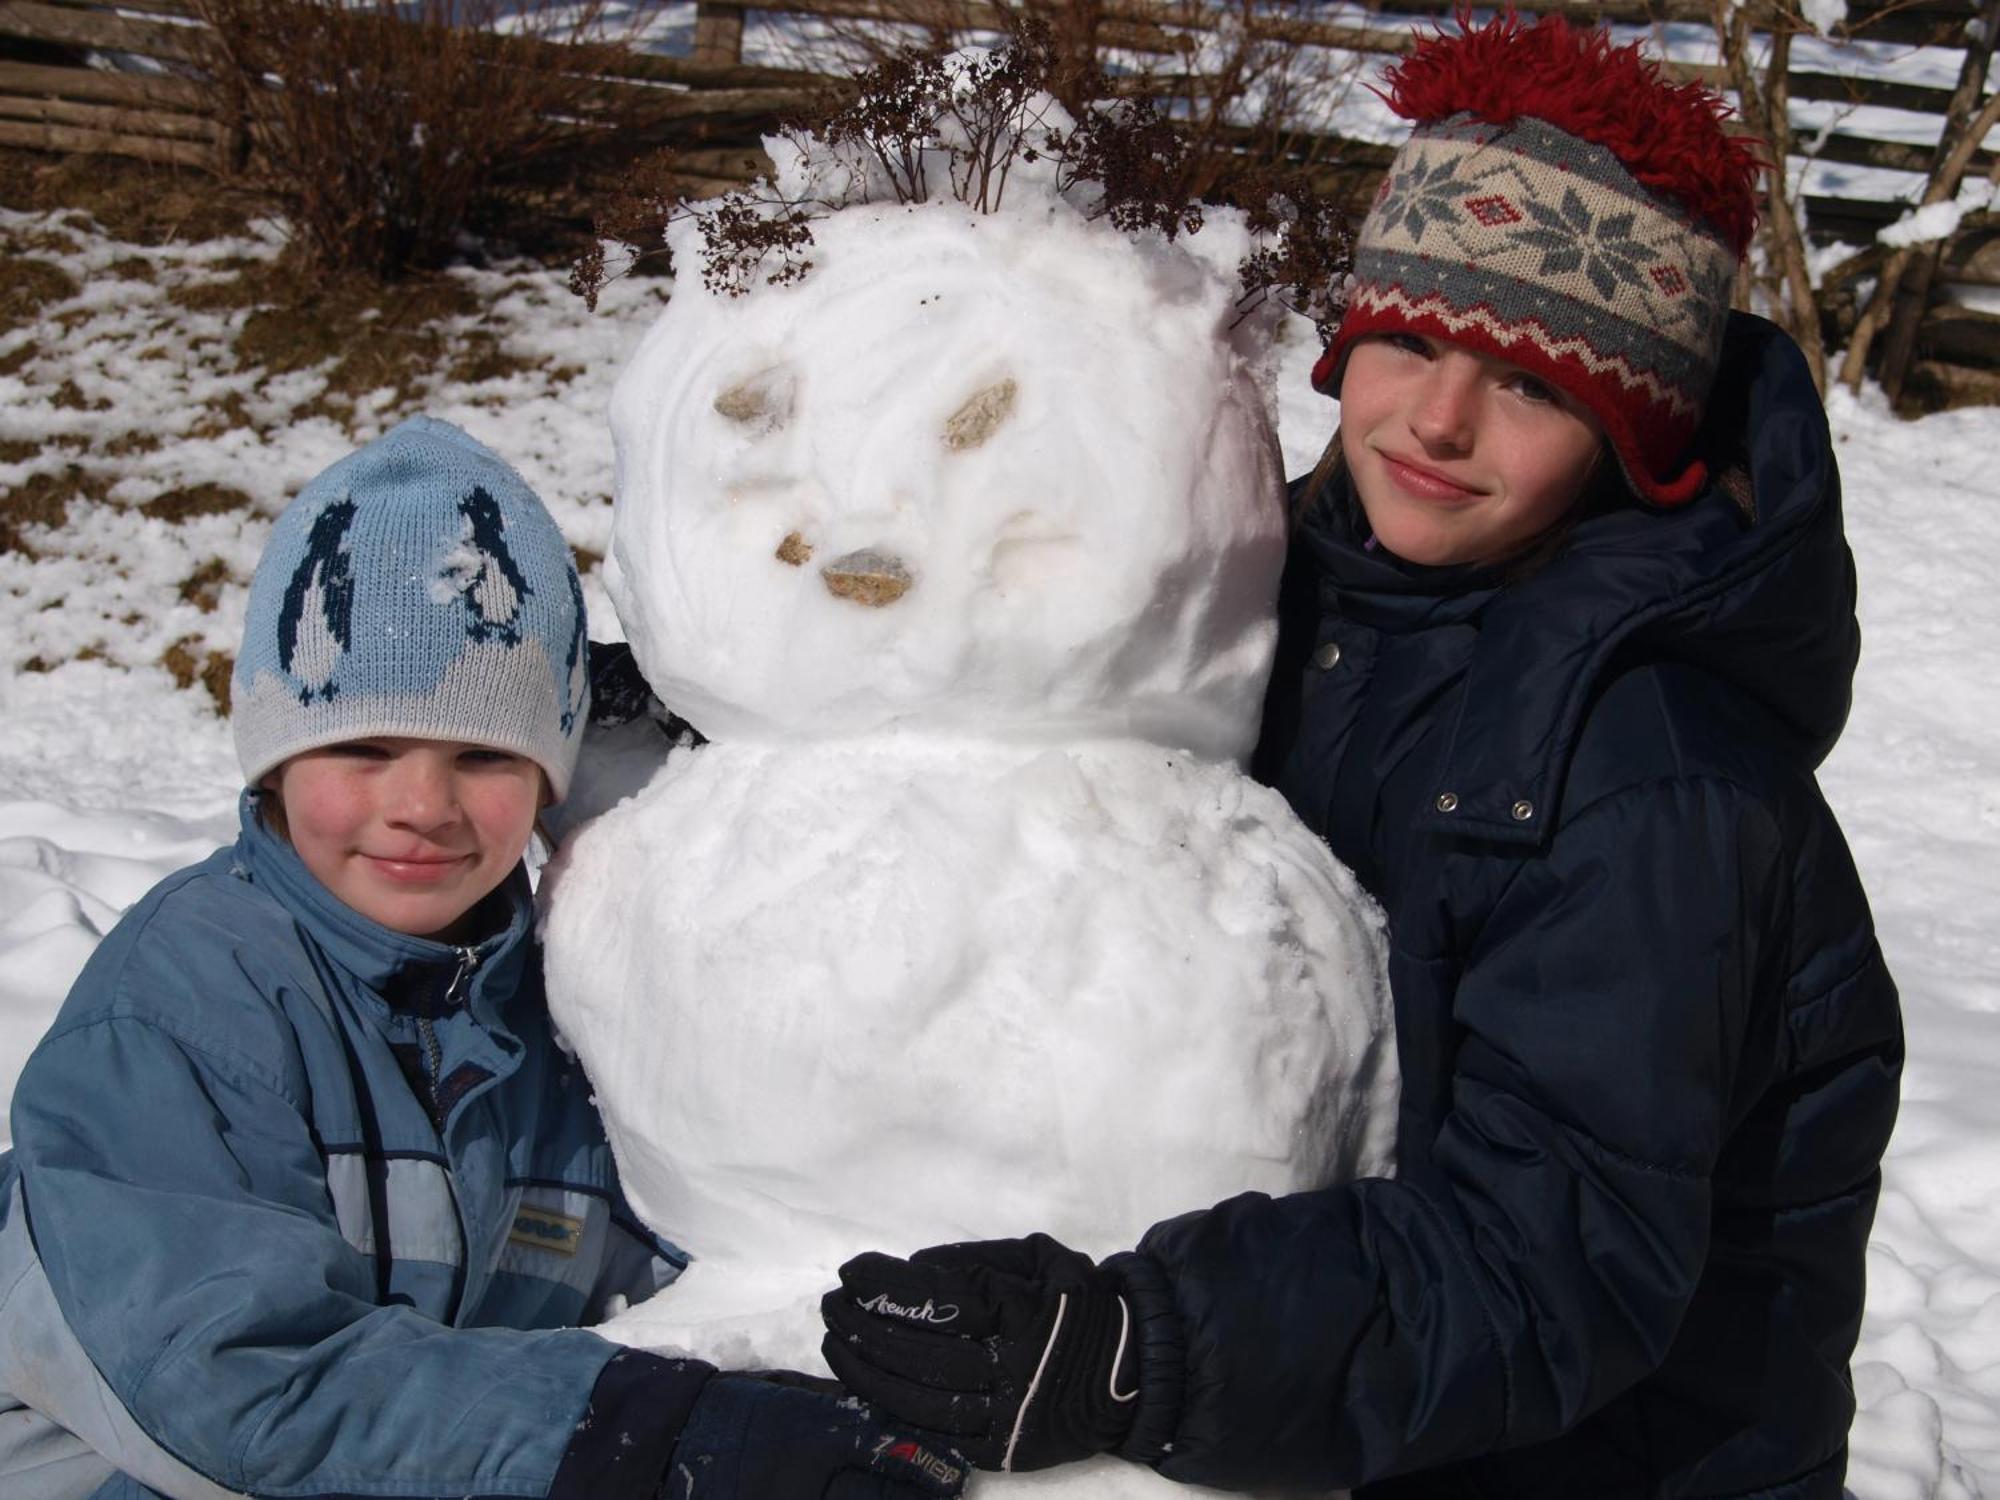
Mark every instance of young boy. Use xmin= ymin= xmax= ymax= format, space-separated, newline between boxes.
xmin=0 ymin=417 xmax=962 ymax=1500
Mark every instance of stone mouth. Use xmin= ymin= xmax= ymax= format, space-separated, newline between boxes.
xmin=820 ymin=548 xmax=912 ymax=607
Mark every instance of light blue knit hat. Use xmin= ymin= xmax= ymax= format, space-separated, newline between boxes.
xmin=233 ymin=417 xmax=589 ymax=798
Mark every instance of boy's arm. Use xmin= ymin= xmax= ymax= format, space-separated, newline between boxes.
xmin=9 ymin=1008 xmax=705 ymax=1500
xmin=1132 ymin=777 xmax=1892 ymax=1486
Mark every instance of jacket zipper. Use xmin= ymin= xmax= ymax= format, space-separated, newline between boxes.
xmin=417 ymin=945 xmax=479 ymax=1127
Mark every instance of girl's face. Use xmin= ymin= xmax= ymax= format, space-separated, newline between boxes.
xmin=265 ymin=738 xmax=544 ymax=943
xmin=1339 ymin=333 xmax=1605 ymax=569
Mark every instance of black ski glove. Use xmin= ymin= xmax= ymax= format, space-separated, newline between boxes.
xmin=663 ymin=1372 xmax=968 ymax=1499
xmin=820 ymin=1234 xmax=1140 ymax=1473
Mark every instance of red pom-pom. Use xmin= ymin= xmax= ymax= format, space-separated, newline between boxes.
xmin=1381 ymin=9 xmax=1764 ymax=253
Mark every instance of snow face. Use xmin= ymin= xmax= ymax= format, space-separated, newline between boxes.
xmin=607 ymin=202 xmax=1288 ymax=764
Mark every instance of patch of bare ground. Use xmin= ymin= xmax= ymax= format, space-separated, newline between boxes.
xmin=230 ymin=265 xmax=520 ymax=419
xmin=0 ymin=464 xmax=112 ymax=557
xmin=161 ymin=636 xmax=234 ymax=713
xmin=144 ymin=484 xmax=256 ymax=524
xmin=174 ymin=557 xmax=234 ymax=614
xmin=0 ymin=148 xmax=263 ymax=246
xmin=0 ymin=257 xmax=78 ymax=336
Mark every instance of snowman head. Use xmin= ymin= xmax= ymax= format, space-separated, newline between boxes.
xmin=606 ymin=60 xmax=1290 ymax=762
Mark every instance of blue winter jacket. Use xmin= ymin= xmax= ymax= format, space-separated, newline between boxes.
xmin=0 ymin=792 xmax=710 ymax=1499
xmin=1128 ymin=316 xmax=1902 ymax=1497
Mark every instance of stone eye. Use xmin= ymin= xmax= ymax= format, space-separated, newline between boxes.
xmin=943 ymin=378 xmax=1017 ymax=451
xmin=714 ymin=369 xmax=795 ymax=434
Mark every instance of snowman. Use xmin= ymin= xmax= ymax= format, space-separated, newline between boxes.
xmin=540 ymin=57 xmax=1397 ymax=1498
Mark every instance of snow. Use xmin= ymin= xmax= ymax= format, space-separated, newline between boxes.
xmin=542 ymin=737 xmax=1394 ymax=1355
xmin=3 ymin=37 xmax=2000 ymax=1497
xmin=548 ymin=96 xmax=1396 ymax=1500
xmin=607 ymin=193 xmax=1285 ymax=763
xmin=1880 ymin=180 xmax=2000 ymax=248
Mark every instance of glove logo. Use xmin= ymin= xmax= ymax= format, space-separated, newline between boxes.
xmin=856 ymin=1292 xmax=961 ymax=1326
xmin=873 ymin=1435 xmax=967 ymax=1486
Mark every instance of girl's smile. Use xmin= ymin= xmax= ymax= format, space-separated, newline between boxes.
xmin=1373 ymin=449 xmax=1488 ymax=504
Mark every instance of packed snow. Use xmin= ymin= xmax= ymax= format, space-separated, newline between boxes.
xmin=1880 ymin=180 xmax=2000 ymax=249
xmin=540 ymin=94 xmax=1396 ymax=1500
xmin=5 ymin=15 xmax=2000 ymax=1493
xmin=603 ymin=197 xmax=1286 ymax=760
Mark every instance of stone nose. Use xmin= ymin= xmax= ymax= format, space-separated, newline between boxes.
xmin=820 ymin=548 xmax=912 ymax=607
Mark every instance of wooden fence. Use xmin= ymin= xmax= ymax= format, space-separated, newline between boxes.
xmin=1 ymin=0 xmax=1995 ymax=391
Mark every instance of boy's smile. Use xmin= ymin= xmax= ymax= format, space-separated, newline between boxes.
xmin=266 ymin=738 xmax=543 ymax=943
xmin=1340 ymin=332 xmax=1604 ymax=569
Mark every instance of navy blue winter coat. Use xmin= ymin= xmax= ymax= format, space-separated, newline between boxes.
xmin=1131 ymin=316 xmax=1902 ymax=1497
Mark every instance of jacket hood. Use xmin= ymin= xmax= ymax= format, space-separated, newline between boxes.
xmin=232 ymin=788 xmax=536 ymax=1015
xmin=1303 ymin=313 xmax=1859 ymax=846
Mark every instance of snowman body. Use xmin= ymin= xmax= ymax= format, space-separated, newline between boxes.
xmin=541 ymin=154 xmax=1397 ymax=1497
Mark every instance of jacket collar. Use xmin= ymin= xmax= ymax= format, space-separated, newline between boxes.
xmin=1302 ymin=314 xmax=1855 ymax=848
xmin=232 ymin=788 xmax=535 ymax=1017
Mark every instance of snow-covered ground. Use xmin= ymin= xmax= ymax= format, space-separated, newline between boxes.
xmin=4 ymin=10 xmax=1999 ymax=1487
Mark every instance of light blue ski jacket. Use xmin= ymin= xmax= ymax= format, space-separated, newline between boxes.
xmin=0 ymin=792 xmax=696 ymax=1499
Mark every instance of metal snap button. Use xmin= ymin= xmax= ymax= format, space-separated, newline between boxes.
xmin=1311 ymin=640 xmax=1342 ymax=670
xmin=1435 ymin=792 xmax=1459 ymax=813
xmin=1511 ymin=800 xmax=1535 ymax=821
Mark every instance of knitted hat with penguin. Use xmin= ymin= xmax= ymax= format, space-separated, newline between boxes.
xmin=232 ymin=417 xmax=590 ymax=799
xmin=1314 ymin=12 xmax=1765 ymax=506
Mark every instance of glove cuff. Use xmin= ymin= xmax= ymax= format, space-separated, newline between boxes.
xmin=1102 ymin=1250 xmax=1185 ymax=1468
xmin=548 ymin=1347 xmax=714 ymax=1500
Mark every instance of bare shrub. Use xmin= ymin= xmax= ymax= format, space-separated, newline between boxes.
xmin=194 ymin=0 xmax=669 ymax=280
xmin=794 ymin=0 xmax=1376 ymax=211
xmin=573 ymin=23 xmax=1352 ymax=336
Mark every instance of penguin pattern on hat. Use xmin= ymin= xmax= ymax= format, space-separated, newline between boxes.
xmin=234 ymin=416 xmax=590 ymax=799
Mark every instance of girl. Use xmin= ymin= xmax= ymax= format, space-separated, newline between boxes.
xmin=0 ymin=417 xmax=962 ymax=1500
xmin=820 ymin=16 xmax=1902 ymax=1499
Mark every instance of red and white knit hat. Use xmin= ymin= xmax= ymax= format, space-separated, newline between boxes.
xmin=1313 ymin=13 xmax=1765 ymax=506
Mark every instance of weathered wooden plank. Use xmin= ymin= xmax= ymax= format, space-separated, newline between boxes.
xmin=579 ymin=49 xmax=831 ymax=90
xmin=565 ymin=76 xmax=819 ymax=119
xmin=1782 ymin=69 xmax=1967 ymax=117
xmin=34 ymin=0 xmax=201 ymax=16
xmin=0 ymin=57 xmax=205 ymax=111
xmin=1316 ymin=0 xmax=1972 ymax=44
xmin=693 ymin=0 xmax=746 ymax=65
xmin=1944 ymin=214 xmax=2000 ymax=283
xmin=0 ymin=112 xmax=213 ymax=163
xmin=0 ymin=88 xmax=218 ymax=139
xmin=705 ymin=0 xmax=1191 ymax=54
xmin=1915 ymin=304 xmax=2000 ymax=367
xmin=663 ymin=143 xmax=773 ymax=176
xmin=1804 ymin=128 xmax=1992 ymax=176
xmin=0 ymin=0 xmax=209 ymax=63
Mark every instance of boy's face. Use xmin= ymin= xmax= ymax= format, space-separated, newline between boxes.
xmin=1340 ymin=332 xmax=1604 ymax=569
xmin=266 ymin=738 xmax=543 ymax=943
